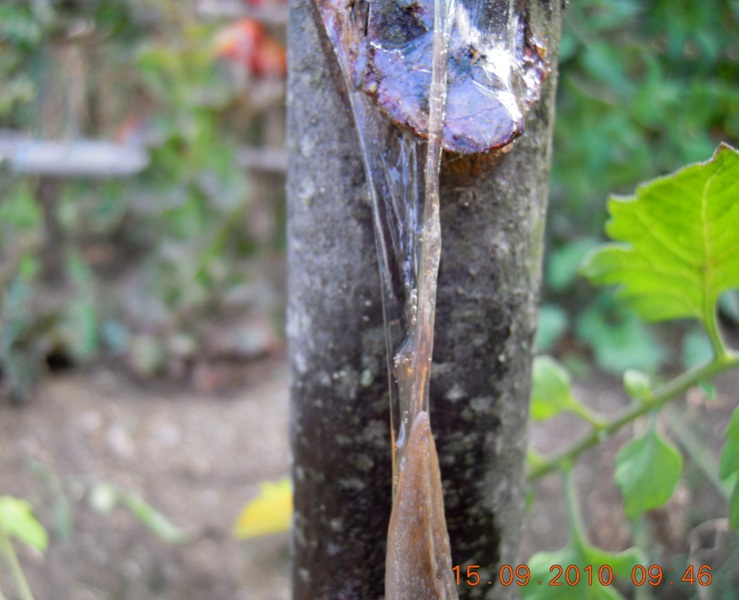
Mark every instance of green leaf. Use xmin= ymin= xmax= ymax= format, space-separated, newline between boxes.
xmin=530 ymin=356 xmax=577 ymax=421
xmin=614 ymin=427 xmax=682 ymax=521
xmin=719 ymin=407 xmax=739 ymax=480
xmin=729 ymin=480 xmax=739 ymax=530
xmin=581 ymin=144 xmax=739 ymax=325
xmin=521 ymin=541 xmax=643 ymax=599
xmin=535 ymin=304 xmax=568 ymax=352
xmin=583 ymin=545 xmax=645 ymax=581
xmin=121 ymin=494 xmax=188 ymax=544
xmin=0 ymin=496 xmax=48 ymax=551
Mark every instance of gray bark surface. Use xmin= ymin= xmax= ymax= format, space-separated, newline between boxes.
xmin=287 ymin=1 xmax=563 ymax=598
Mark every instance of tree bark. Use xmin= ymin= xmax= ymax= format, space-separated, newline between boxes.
xmin=287 ymin=1 xmax=564 ymax=598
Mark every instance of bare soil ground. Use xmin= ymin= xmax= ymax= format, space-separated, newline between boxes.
xmin=1 ymin=360 xmax=737 ymax=599
xmin=0 ymin=359 xmax=291 ymax=600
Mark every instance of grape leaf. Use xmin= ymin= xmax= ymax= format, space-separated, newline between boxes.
xmin=0 ymin=496 xmax=48 ymax=551
xmin=581 ymin=144 xmax=739 ymax=325
xmin=614 ymin=427 xmax=682 ymax=521
xmin=719 ymin=407 xmax=739 ymax=529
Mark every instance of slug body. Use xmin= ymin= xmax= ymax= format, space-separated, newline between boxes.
xmin=386 ymin=411 xmax=458 ymax=599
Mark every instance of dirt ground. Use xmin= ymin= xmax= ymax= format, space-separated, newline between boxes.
xmin=1 ymin=357 xmax=737 ymax=599
xmin=0 ymin=359 xmax=291 ymax=600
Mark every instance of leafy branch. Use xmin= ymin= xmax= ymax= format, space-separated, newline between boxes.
xmin=531 ymin=142 xmax=739 ymax=507
xmin=529 ymin=350 xmax=739 ymax=480
xmin=527 ymin=143 xmax=739 ymax=595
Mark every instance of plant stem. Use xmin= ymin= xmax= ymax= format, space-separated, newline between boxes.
xmin=705 ymin=300 xmax=729 ymax=362
xmin=570 ymin=402 xmax=607 ymax=429
xmin=529 ymin=352 xmax=739 ymax=480
xmin=0 ymin=529 xmax=36 ymax=600
xmin=664 ymin=408 xmax=733 ymax=502
xmin=562 ymin=468 xmax=587 ymax=547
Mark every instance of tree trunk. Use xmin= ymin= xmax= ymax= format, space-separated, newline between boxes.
xmin=287 ymin=1 xmax=564 ymax=598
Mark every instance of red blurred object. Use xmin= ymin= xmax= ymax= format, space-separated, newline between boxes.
xmin=215 ymin=18 xmax=286 ymax=78
xmin=240 ymin=0 xmax=287 ymax=8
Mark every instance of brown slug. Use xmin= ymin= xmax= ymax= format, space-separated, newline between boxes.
xmin=385 ymin=410 xmax=458 ymax=600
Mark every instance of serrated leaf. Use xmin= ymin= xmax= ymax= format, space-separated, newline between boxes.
xmin=521 ymin=541 xmax=643 ymax=599
xmin=0 ymin=496 xmax=48 ymax=551
xmin=234 ymin=478 xmax=292 ymax=539
xmin=581 ymin=144 xmax=739 ymax=325
xmin=719 ymin=407 xmax=739 ymax=480
xmin=614 ymin=427 xmax=682 ymax=521
xmin=530 ymin=356 xmax=577 ymax=421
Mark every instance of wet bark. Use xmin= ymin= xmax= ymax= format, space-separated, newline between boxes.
xmin=287 ymin=1 xmax=563 ymax=598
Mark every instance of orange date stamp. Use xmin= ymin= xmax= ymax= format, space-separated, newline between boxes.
xmin=452 ymin=564 xmax=713 ymax=587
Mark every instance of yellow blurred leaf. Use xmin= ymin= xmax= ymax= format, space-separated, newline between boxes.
xmin=233 ymin=478 xmax=292 ymax=539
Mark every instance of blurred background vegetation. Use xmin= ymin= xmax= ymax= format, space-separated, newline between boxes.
xmin=0 ymin=0 xmax=287 ymax=401
xmin=0 ymin=0 xmax=738 ymax=401
xmin=539 ymin=0 xmax=738 ymax=375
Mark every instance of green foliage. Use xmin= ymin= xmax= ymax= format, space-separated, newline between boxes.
xmin=530 ymin=356 xmax=576 ymax=420
xmin=622 ymin=369 xmax=651 ymax=401
xmin=0 ymin=475 xmax=185 ymax=600
xmin=0 ymin=496 xmax=46 ymax=600
xmin=575 ymin=297 xmax=665 ymax=374
xmin=613 ymin=424 xmax=683 ymax=521
xmin=719 ymin=407 xmax=739 ymax=529
xmin=552 ymin=0 xmax=739 ymax=231
xmin=581 ymin=144 xmax=739 ymax=328
xmin=546 ymin=238 xmax=600 ymax=294
xmin=0 ymin=0 xmax=278 ymax=396
xmin=545 ymin=0 xmax=739 ymax=365
xmin=534 ymin=304 xmax=568 ymax=352
xmin=530 ymin=356 xmax=602 ymax=426
xmin=0 ymin=496 xmax=47 ymax=552
xmin=89 ymin=483 xmax=189 ymax=544
xmin=522 ymin=473 xmax=644 ymax=600
xmin=530 ymin=145 xmax=739 ymax=595
xmin=523 ymin=543 xmax=643 ymax=600
xmin=0 ymin=2 xmax=50 ymax=121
